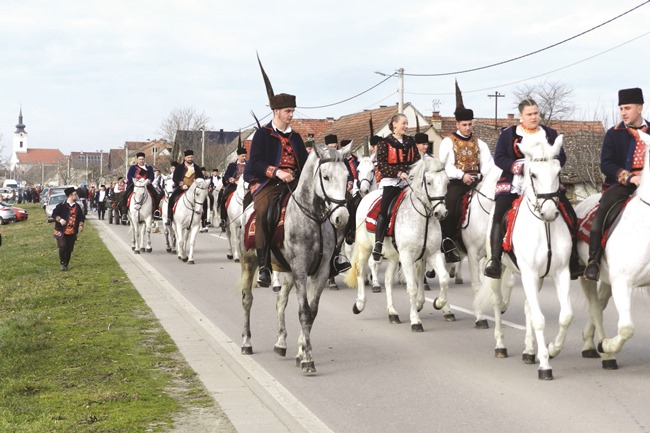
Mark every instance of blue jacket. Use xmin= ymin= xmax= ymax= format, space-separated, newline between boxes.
xmin=224 ymin=161 xmax=245 ymax=185
xmin=494 ymin=124 xmax=566 ymax=195
xmin=126 ymin=164 xmax=154 ymax=188
xmin=601 ymin=120 xmax=650 ymax=187
xmin=244 ymin=122 xmax=308 ymax=196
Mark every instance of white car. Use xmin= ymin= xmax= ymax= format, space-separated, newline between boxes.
xmin=0 ymin=201 xmax=16 ymax=224
xmin=45 ymin=194 xmax=67 ymax=223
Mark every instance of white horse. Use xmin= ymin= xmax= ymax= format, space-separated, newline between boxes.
xmin=225 ymin=178 xmax=248 ymax=262
xmin=160 ymin=175 xmax=176 ymax=253
xmin=456 ymin=164 xmax=507 ymax=328
xmin=172 ymin=178 xmax=209 ymax=264
xmin=347 ymin=156 xmax=452 ymax=331
xmin=239 ymin=144 xmax=351 ymax=374
xmin=578 ymin=130 xmax=650 ymax=370
xmin=209 ymin=176 xmax=223 ymax=228
xmin=127 ymin=178 xmax=153 ymax=254
xmin=478 ymin=135 xmax=573 ymax=380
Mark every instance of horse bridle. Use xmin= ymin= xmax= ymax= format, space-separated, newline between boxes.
xmin=291 ymin=157 xmax=348 ymax=224
xmin=409 ymin=167 xmax=446 ymax=217
xmin=526 ymin=163 xmax=561 ymax=218
xmin=182 ymin=182 xmax=208 ymax=215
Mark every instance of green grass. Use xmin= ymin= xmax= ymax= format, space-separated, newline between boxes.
xmin=0 ymin=204 xmax=215 ymax=432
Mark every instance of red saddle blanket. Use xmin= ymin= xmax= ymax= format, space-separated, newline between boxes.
xmin=243 ymin=193 xmax=290 ymax=252
xmin=576 ymin=197 xmax=633 ymax=249
xmin=502 ymin=196 xmax=574 ymax=252
xmin=365 ymin=190 xmax=407 ymax=237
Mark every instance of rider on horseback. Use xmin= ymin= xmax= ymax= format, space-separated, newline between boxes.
xmin=166 ymin=149 xmax=205 ymax=225
xmin=584 ymin=87 xmax=647 ymax=281
xmin=439 ymin=81 xmax=494 ymax=264
xmin=243 ymin=56 xmax=309 ymax=288
xmin=121 ymin=152 xmax=161 ymax=219
xmin=372 ymin=113 xmax=421 ymax=261
xmin=483 ymin=99 xmax=585 ymax=280
xmin=219 ymin=147 xmax=247 ymax=230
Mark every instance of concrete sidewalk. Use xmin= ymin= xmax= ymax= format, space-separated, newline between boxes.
xmin=92 ymin=217 xmax=333 ymax=433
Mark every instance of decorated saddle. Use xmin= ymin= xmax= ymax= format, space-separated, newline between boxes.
xmin=576 ymin=197 xmax=632 ymax=249
xmin=243 ymin=192 xmax=291 ymax=252
xmin=365 ymin=190 xmax=408 ymax=236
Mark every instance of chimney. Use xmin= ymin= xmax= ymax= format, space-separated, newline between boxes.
xmin=507 ymin=113 xmax=514 ymax=120
xmin=430 ymin=111 xmax=442 ymax=130
xmin=431 ymin=111 xmax=441 ymax=120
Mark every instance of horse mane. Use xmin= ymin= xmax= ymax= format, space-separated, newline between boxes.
xmin=410 ymin=155 xmax=443 ymax=180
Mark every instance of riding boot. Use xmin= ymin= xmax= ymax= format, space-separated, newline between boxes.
xmin=569 ymin=237 xmax=585 ymax=280
xmin=583 ymin=234 xmax=603 ymax=281
xmin=256 ymin=248 xmax=272 ymax=288
xmin=441 ymin=237 xmax=461 ymax=263
xmin=331 ymin=243 xmax=351 ymax=275
xmin=372 ymin=214 xmax=387 ymax=261
xmin=484 ymin=222 xmax=504 ymax=279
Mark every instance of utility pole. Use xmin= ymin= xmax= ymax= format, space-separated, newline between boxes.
xmin=398 ymin=68 xmax=404 ymax=114
xmin=200 ymin=126 xmax=206 ymax=167
xmin=488 ymin=91 xmax=505 ymax=130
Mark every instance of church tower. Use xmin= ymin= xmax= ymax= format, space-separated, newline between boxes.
xmin=13 ymin=108 xmax=28 ymax=154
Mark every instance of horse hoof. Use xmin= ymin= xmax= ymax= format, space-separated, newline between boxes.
xmin=241 ymin=346 xmax=253 ymax=355
xmin=425 ymin=269 xmax=436 ymax=279
xmin=411 ymin=323 xmax=424 ymax=332
xmin=388 ymin=314 xmax=401 ymax=324
xmin=582 ymin=349 xmax=600 ymax=359
xmin=134 ymin=250 xmax=140 ymax=254
xmin=432 ymin=297 xmax=442 ymax=311
xmin=182 ymin=257 xmax=188 ymax=262
xmin=444 ymin=313 xmax=456 ymax=322
xmin=352 ymin=304 xmax=361 ymax=315
xmin=455 ymin=278 xmax=464 ymax=284
xmin=538 ymin=369 xmax=553 ymax=380
xmin=602 ymin=359 xmax=618 ymax=370
xmin=166 ymin=248 xmax=172 ymax=253
xmin=495 ymin=348 xmax=508 ymax=358
xmin=131 ymin=246 xmax=135 ymax=251
xmin=475 ymin=319 xmax=489 ymax=329
xmin=146 ymin=248 xmax=152 ymax=253
xmin=140 ymin=248 xmax=145 ymax=252
xmin=423 ymin=283 xmax=431 ymax=291
xmin=522 ymin=353 xmax=536 ymax=364
xmin=372 ymin=285 xmax=382 ymax=293
xmin=227 ymin=254 xmax=233 ymax=260
xmin=235 ymin=258 xmax=240 ymax=263
xmin=301 ymin=361 xmax=316 ymax=374
xmin=295 ymin=357 xmax=301 ymax=367
xmin=274 ymin=346 xmax=287 ymax=357
xmin=188 ymin=260 xmax=194 ymax=265
xmin=272 ymin=286 xmax=281 ymax=293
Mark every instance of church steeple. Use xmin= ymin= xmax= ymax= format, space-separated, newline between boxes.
xmin=15 ymin=108 xmax=26 ymax=134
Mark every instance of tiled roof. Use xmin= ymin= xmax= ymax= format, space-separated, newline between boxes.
xmin=16 ymin=148 xmax=66 ymax=165
xmin=289 ymin=118 xmax=335 ymax=142
xmin=317 ymin=105 xmax=402 ymax=148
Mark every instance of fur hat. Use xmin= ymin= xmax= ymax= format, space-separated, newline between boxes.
xmin=136 ymin=152 xmax=145 ymax=158
xmin=236 ymin=147 xmax=247 ymax=155
xmin=454 ymin=80 xmax=474 ymax=122
xmin=304 ymin=140 xmax=314 ymax=149
xmin=257 ymin=54 xmax=296 ymax=110
xmin=341 ymin=139 xmax=352 ymax=147
xmin=324 ymin=134 xmax=338 ymax=145
xmin=184 ymin=149 xmax=194 ymax=157
xmin=64 ymin=187 xmax=76 ymax=197
xmin=618 ymin=88 xmax=644 ymax=105
xmin=414 ymin=133 xmax=429 ymax=144
xmin=370 ymin=135 xmax=382 ymax=146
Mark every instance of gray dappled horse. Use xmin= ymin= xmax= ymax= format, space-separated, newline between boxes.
xmin=172 ymin=178 xmax=209 ymax=264
xmin=238 ymin=144 xmax=351 ymax=374
xmin=127 ymin=178 xmax=153 ymax=254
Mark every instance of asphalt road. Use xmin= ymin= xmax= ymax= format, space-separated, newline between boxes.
xmin=96 ymin=215 xmax=650 ymax=433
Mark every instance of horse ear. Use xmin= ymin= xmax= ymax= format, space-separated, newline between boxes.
xmin=312 ymin=144 xmax=324 ymax=159
xmin=552 ymin=134 xmax=564 ymax=157
xmin=341 ymin=140 xmax=353 ymax=157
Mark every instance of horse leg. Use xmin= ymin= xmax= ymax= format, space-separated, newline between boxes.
xmin=520 ymin=272 xmax=553 ymax=379
xmin=547 ymin=271 xmax=573 ymax=359
xmin=226 ymin=225 xmax=234 ymax=260
xmin=487 ymin=276 xmax=508 ymax=358
xmin=186 ymin=226 xmax=200 ymax=264
xmin=271 ymin=271 xmax=282 ymax=293
xmin=240 ymin=254 xmax=256 ymax=355
xmin=454 ymin=258 xmax=464 ymax=284
xmin=369 ymin=257 xmax=382 ymax=293
xmin=580 ymin=278 xmax=606 ymax=358
xmin=400 ymin=255 xmax=424 ymax=332
xmin=600 ymin=278 xmax=634 ymax=355
xmin=294 ymin=276 xmax=316 ymax=374
xmin=145 ymin=218 xmax=152 ymax=253
xmin=468 ymin=249 xmax=489 ymax=328
xmin=352 ymin=243 xmax=370 ymax=315
xmin=274 ymin=273 xmax=293 ymax=356
xmin=176 ymin=224 xmax=187 ymax=261
xmin=430 ymin=251 xmax=454 ymax=321
xmin=384 ymin=259 xmax=401 ymax=324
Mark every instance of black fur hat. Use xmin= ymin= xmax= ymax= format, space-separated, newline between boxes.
xmin=454 ymin=80 xmax=474 ymax=122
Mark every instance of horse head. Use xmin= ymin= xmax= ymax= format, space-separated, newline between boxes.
xmin=518 ymin=134 xmax=563 ymax=222
xmin=131 ymin=178 xmax=149 ymax=211
xmin=163 ymin=175 xmax=175 ymax=197
xmin=309 ymin=145 xmax=350 ymax=229
xmin=409 ymin=155 xmax=449 ymax=220
xmin=191 ymin=178 xmax=209 ymax=214
xmin=356 ymin=156 xmax=377 ymax=197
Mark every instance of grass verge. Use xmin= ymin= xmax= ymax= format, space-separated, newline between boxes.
xmin=0 ymin=204 xmax=219 ymax=432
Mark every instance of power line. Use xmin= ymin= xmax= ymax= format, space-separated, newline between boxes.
xmin=403 ymin=1 xmax=649 ymax=77
xmin=405 ymin=30 xmax=650 ymax=97
xmin=298 ymin=75 xmax=394 ymax=109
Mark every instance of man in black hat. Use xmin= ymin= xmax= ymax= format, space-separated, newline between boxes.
xmin=219 ymin=147 xmax=247 ymax=229
xmin=584 ymin=87 xmax=648 ymax=281
xmin=439 ymin=81 xmax=494 ymax=263
xmin=52 ymin=187 xmax=85 ymax=271
xmin=167 ymin=149 xmax=205 ymax=224
xmin=122 ymin=151 xmax=160 ymax=217
xmin=244 ymin=57 xmax=308 ymax=288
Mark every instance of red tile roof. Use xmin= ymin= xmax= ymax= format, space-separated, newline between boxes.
xmin=317 ymin=105 xmax=402 ymax=148
xmin=16 ymin=149 xmax=66 ymax=165
xmin=290 ymin=118 xmax=335 ymax=141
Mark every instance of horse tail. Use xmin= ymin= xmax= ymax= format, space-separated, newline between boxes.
xmin=345 ymin=241 xmax=360 ymax=288
xmin=473 ymin=274 xmax=495 ymax=314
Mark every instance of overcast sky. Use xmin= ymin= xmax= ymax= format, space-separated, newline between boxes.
xmin=0 ymin=0 xmax=648 ymax=157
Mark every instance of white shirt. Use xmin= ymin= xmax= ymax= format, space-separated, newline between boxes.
xmin=439 ymin=132 xmax=494 ymax=180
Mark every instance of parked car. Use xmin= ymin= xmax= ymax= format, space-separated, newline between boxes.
xmin=0 ymin=188 xmax=13 ymax=201
xmin=45 ymin=194 xmax=67 ymax=223
xmin=40 ymin=187 xmax=50 ymax=208
xmin=13 ymin=206 xmax=28 ymax=222
xmin=0 ymin=202 xmax=17 ymax=224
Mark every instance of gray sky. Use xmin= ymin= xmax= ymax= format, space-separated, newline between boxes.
xmin=0 ymin=0 xmax=648 ymax=156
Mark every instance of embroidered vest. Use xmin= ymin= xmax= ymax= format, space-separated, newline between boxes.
xmin=183 ymin=165 xmax=196 ymax=187
xmin=278 ymin=134 xmax=297 ymax=170
xmin=450 ymin=134 xmax=480 ymax=172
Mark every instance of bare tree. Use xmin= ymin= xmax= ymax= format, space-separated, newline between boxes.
xmin=513 ymin=79 xmax=576 ymax=125
xmin=159 ymin=107 xmax=210 ymax=161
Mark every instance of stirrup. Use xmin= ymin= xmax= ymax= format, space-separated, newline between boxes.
xmin=257 ymin=266 xmax=272 ymax=287
xmin=442 ymin=238 xmax=461 ymax=263
xmin=153 ymin=209 xmax=161 ymax=219
xmin=372 ymin=241 xmax=383 ymax=261
xmin=333 ymin=254 xmax=352 ymax=274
